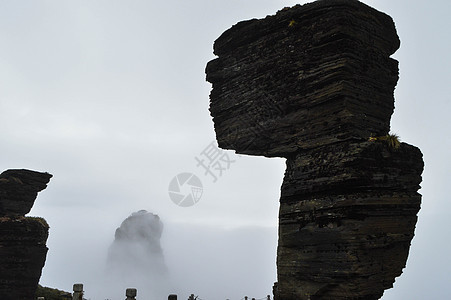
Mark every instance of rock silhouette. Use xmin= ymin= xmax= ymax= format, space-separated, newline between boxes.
xmin=106 ymin=210 xmax=168 ymax=298
xmin=206 ymin=0 xmax=424 ymax=299
xmin=0 ymin=169 xmax=52 ymax=216
xmin=0 ymin=169 xmax=52 ymax=300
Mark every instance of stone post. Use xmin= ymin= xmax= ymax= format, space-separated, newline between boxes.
xmin=168 ymin=294 xmax=177 ymax=300
xmin=126 ymin=288 xmax=137 ymax=300
xmin=72 ymin=283 xmax=83 ymax=300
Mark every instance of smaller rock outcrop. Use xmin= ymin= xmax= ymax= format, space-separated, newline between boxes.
xmin=0 ymin=169 xmax=52 ymax=300
xmin=0 ymin=169 xmax=52 ymax=216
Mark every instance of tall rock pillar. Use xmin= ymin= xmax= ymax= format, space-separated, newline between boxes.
xmin=0 ymin=169 xmax=52 ymax=300
xmin=206 ymin=0 xmax=424 ymax=299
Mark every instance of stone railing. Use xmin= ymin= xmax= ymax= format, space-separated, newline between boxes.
xmin=36 ymin=284 xmax=271 ymax=300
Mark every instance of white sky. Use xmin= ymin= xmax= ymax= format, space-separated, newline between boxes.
xmin=0 ymin=0 xmax=450 ymax=299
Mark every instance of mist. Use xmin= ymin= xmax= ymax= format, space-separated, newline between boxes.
xmin=100 ymin=210 xmax=169 ymax=299
xmin=162 ymin=223 xmax=278 ymax=300
xmin=49 ymin=209 xmax=278 ymax=300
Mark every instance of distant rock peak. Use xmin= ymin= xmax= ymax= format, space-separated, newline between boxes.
xmin=107 ymin=210 xmax=167 ymax=279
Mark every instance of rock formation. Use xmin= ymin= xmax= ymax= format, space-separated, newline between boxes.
xmin=106 ymin=210 xmax=168 ymax=298
xmin=0 ymin=169 xmax=52 ymax=300
xmin=206 ymin=0 xmax=424 ymax=299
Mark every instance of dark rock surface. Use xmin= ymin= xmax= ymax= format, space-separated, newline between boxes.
xmin=0 ymin=169 xmax=52 ymax=300
xmin=206 ymin=0 xmax=399 ymax=157
xmin=0 ymin=169 xmax=52 ymax=216
xmin=278 ymin=142 xmax=423 ymax=299
xmin=206 ymin=0 xmax=424 ymax=299
xmin=0 ymin=216 xmax=49 ymax=300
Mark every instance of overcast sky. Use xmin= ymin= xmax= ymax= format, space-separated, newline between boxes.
xmin=1 ymin=0 xmax=450 ymax=299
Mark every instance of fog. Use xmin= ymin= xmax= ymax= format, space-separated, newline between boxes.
xmin=100 ymin=210 xmax=168 ymax=299
xmin=98 ymin=211 xmax=277 ymax=299
xmin=45 ymin=210 xmax=279 ymax=300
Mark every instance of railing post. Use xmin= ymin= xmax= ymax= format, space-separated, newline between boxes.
xmin=245 ymin=297 xmax=248 ymax=300
xmin=188 ymin=294 xmax=195 ymax=300
xmin=126 ymin=288 xmax=137 ymax=300
xmin=72 ymin=283 xmax=83 ymax=300
xmin=267 ymin=296 xmax=271 ymax=300
xmin=168 ymin=294 xmax=177 ymax=300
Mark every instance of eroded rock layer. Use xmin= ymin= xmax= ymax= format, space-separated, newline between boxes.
xmin=0 ymin=169 xmax=52 ymax=216
xmin=278 ymin=142 xmax=423 ymax=299
xmin=0 ymin=216 xmax=49 ymax=300
xmin=206 ymin=0 xmax=424 ymax=299
xmin=206 ymin=0 xmax=399 ymax=157
xmin=0 ymin=169 xmax=52 ymax=300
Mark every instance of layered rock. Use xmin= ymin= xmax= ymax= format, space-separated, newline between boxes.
xmin=0 ymin=169 xmax=52 ymax=300
xmin=0 ymin=169 xmax=52 ymax=216
xmin=278 ymin=141 xmax=423 ymax=299
xmin=206 ymin=0 xmax=424 ymax=299
xmin=206 ymin=0 xmax=399 ymax=157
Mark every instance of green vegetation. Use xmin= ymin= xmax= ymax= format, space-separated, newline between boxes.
xmin=36 ymin=285 xmax=72 ymax=300
xmin=26 ymin=216 xmax=49 ymax=228
xmin=368 ymin=133 xmax=401 ymax=149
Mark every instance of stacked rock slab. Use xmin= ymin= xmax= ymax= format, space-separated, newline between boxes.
xmin=206 ymin=0 xmax=424 ymax=299
xmin=278 ymin=142 xmax=423 ymax=299
xmin=0 ymin=169 xmax=52 ymax=300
